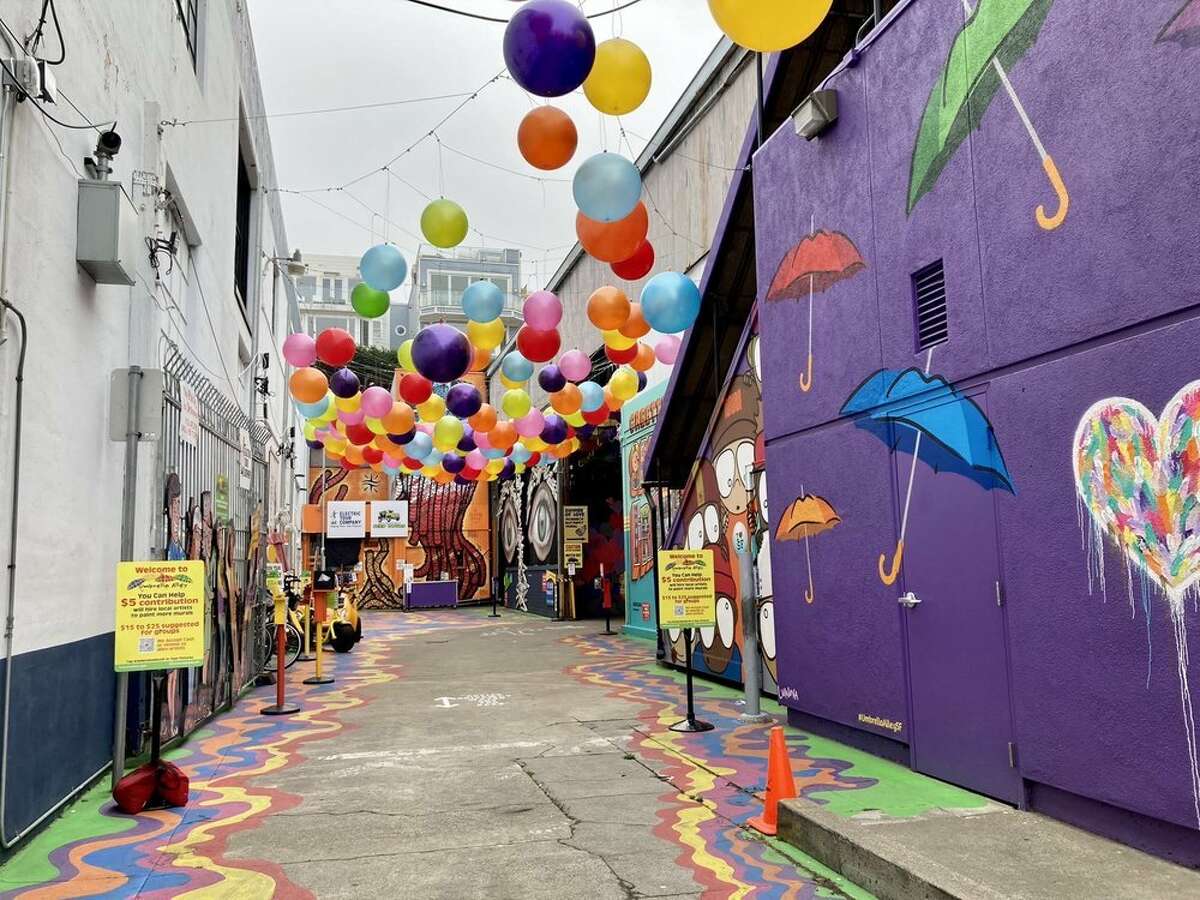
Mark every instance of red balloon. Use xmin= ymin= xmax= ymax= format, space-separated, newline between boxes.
xmin=527 ymin=451 xmax=541 ymax=467
xmin=583 ymin=405 xmax=610 ymax=425
xmin=339 ymin=457 xmax=357 ymax=471
xmin=402 ymin=457 xmax=424 ymax=471
xmin=606 ymin=343 xmax=638 ymax=365
xmin=611 ymin=240 xmax=655 ymax=281
xmin=399 ymin=373 xmax=433 ymax=405
xmin=461 ymin=467 xmax=481 ymax=481
xmin=316 ymin=327 xmax=357 ymax=367
xmin=516 ymin=325 xmax=561 ymax=363
xmin=362 ymin=446 xmax=384 ymax=465
xmin=346 ymin=423 xmax=374 ymax=446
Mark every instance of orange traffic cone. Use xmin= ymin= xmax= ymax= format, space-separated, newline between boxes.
xmin=747 ymin=726 xmax=797 ymax=836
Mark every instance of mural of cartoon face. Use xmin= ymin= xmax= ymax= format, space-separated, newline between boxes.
xmin=699 ymin=563 xmax=739 ymax=675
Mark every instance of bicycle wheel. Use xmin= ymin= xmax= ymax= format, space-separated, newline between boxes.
xmin=282 ymin=623 xmax=302 ymax=669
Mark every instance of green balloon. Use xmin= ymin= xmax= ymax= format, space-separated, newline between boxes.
xmin=421 ymin=198 xmax=469 ymax=249
xmin=351 ymin=283 xmax=390 ymax=319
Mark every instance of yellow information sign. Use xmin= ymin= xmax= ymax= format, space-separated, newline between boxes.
xmin=115 ymin=561 xmax=206 ymax=672
xmin=563 ymin=506 xmax=588 ymax=541
xmin=564 ymin=541 xmax=584 ymax=567
xmin=657 ymin=549 xmax=716 ymax=629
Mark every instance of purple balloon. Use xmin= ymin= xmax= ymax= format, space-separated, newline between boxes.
xmin=538 ymin=365 xmax=567 ymax=393
xmin=500 ymin=459 xmax=516 ymax=481
xmin=457 ymin=424 xmax=477 ymax=453
xmin=306 ymin=439 xmax=324 ymax=450
xmin=503 ymin=0 xmax=596 ymax=98
xmin=454 ymin=474 xmax=473 ymax=486
xmin=389 ymin=429 xmax=416 ymax=445
xmin=576 ymin=424 xmax=595 ymax=439
xmin=636 ymin=371 xmax=648 ymax=391
xmin=446 ymin=382 xmax=483 ymax=418
xmin=412 ymin=324 xmax=472 ymax=384
xmin=541 ymin=413 xmax=568 ymax=445
xmin=329 ymin=367 xmax=360 ymax=399
xmin=443 ymin=453 xmax=466 ymax=474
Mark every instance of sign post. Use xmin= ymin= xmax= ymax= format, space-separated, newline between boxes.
xmin=600 ymin=563 xmax=617 ymax=636
xmin=261 ymin=582 xmax=300 ymax=716
xmin=657 ymin=549 xmax=716 ymax=733
xmin=490 ymin=575 xmax=502 ymax=618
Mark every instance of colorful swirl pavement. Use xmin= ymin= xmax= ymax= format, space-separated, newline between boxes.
xmin=0 ymin=613 xmax=469 ymax=900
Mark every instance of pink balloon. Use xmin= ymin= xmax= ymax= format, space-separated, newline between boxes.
xmin=523 ymin=290 xmax=563 ymax=331
xmin=655 ymin=335 xmax=681 ymax=365
xmin=515 ymin=409 xmax=545 ymax=437
xmin=338 ymin=407 xmax=366 ymax=425
xmin=559 ymin=349 xmax=592 ymax=382
xmin=474 ymin=430 xmax=493 ymax=450
xmin=382 ymin=454 xmax=401 ymax=468
xmin=361 ymin=385 xmax=393 ymax=418
xmin=282 ymin=332 xmax=317 ymax=368
xmin=466 ymin=449 xmax=487 ymax=470
xmin=417 ymin=422 xmax=434 ymax=435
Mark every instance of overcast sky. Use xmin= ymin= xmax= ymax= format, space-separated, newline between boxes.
xmin=248 ymin=0 xmax=721 ymax=291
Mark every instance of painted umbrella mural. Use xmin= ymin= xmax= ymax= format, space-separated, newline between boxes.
xmin=766 ymin=220 xmax=866 ymax=393
xmin=775 ymin=492 xmax=841 ymax=604
xmin=908 ymin=0 xmax=1068 ymax=231
xmin=1158 ymin=1 xmax=1200 ymax=47
xmin=841 ymin=358 xmax=1015 ymax=585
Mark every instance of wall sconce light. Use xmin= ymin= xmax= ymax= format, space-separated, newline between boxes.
xmin=792 ymin=90 xmax=838 ymax=141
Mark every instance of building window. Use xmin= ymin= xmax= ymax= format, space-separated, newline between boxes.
xmin=233 ymin=148 xmax=252 ymax=316
xmin=296 ymin=275 xmax=317 ymax=302
xmin=176 ymin=0 xmax=199 ymax=67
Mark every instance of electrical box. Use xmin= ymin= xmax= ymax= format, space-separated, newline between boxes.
xmin=77 ymin=179 xmax=137 ymax=285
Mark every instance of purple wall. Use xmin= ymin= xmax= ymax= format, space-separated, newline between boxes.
xmin=754 ymin=0 xmax=1200 ymax=851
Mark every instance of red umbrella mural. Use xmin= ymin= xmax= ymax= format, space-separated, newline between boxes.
xmin=766 ymin=218 xmax=866 ymax=393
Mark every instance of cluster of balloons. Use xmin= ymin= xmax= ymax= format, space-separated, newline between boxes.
xmin=581 ymin=273 xmax=698 ymax=368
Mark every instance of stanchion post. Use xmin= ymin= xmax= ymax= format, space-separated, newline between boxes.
xmin=304 ymin=577 xmax=334 ymax=686
xmin=262 ymin=588 xmax=299 ymax=715
xmin=489 ymin=575 xmax=501 ymax=618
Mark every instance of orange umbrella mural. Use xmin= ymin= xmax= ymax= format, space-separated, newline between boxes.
xmin=766 ymin=217 xmax=865 ymax=393
xmin=775 ymin=491 xmax=841 ymax=604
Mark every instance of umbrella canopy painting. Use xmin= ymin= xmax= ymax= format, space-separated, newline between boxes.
xmin=1073 ymin=378 xmax=1200 ymax=826
xmin=766 ymin=220 xmax=865 ymax=393
xmin=909 ymin=0 xmax=1068 ymax=231
xmin=775 ymin=492 xmax=841 ymax=604
xmin=1158 ymin=1 xmax=1200 ymax=46
xmin=841 ymin=358 xmax=1015 ymax=585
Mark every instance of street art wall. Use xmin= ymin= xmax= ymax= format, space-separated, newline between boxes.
xmin=500 ymin=461 xmax=561 ymax=617
xmin=751 ymin=0 xmax=1200 ymax=859
xmin=620 ymin=382 xmax=671 ymax=639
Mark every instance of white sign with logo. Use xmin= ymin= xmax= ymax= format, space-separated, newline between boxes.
xmin=326 ymin=501 xmax=366 ymax=538
xmin=370 ymin=500 xmax=410 ymax=537
xmin=179 ymin=382 xmax=200 ymax=448
xmin=238 ymin=427 xmax=253 ymax=489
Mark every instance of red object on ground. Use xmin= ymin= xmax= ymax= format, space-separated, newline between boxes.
xmin=747 ymin=726 xmax=798 ymax=835
xmin=113 ymin=761 xmax=190 ymax=814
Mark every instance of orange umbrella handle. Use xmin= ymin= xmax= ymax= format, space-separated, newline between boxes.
xmin=878 ymin=540 xmax=904 ymax=586
xmin=798 ymin=353 xmax=813 ymax=393
xmin=1036 ymin=155 xmax=1069 ymax=231
xmin=804 ymin=586 xmax=814 ymax=604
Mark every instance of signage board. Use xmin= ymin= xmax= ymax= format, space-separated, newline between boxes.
xmin=327 ymin=501 xmax=366 ymax=538
xmin=114 ymin=560 xmax=206 ymax=672
xmin=657 ymin=549 xmax=716 ymax=629
xmin=564 ymin=540 xmax=584 ymax=568
xmin=563 ymin=506 xmax=588 ymax=541
xmin=238 ymin=428 xmax=253 ymax=489
xmin=370 ymin=500 xmax=410 ymax=537
xmin=179 ymin=381 xmax=199 ymax=447
xmin=215 ymin=474 xmax=229 ymax=521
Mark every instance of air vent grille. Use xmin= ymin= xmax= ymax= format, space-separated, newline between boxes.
xmin=913 ymin=260 xmax=947 ymax=352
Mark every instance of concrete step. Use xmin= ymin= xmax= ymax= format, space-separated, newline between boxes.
xmin=777 ymin=794 xmax=1200 ymax=900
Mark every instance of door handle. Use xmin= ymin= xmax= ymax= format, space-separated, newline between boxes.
xmin=898 ymin=591 xmax=920 ymax=609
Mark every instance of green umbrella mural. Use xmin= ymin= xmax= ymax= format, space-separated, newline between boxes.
xmin=908 ymin=0 xmax=1069 ymax=231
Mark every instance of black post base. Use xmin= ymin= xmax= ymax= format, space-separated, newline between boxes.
xmin=260 ymin=702 xmax=300 ymax=716
xmin=296 ymin=651 xmax=316 ymax=662
xmin=669 ymin=717 xmax=715 ymax=733
xmin=302 ymin=675 xmax=335 ymax=685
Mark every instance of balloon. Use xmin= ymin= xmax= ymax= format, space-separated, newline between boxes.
xmin=641 ymin=271 xmax=702 ymax=334
xmin=296 ymin=395 xmax=331 ymax=419
xmin=486 ymin=458 xmax=506 ymax=475
xmin=361 ymin=385 xmax=393 ymax=418
xmin=382 ymin=402 xmax=415 ymax=435
xmin=541 ymin=414 xmax=568 ymax=445
xmin=326 ymin=367 xmax=357 ymax=399
xmin=584 ymin=404 xmax=610 ymax=424
xmin=583 ymin=37 xmax=651 ymax=115
xmin=462 ymin=280 xmax=505 ymax=322
xmin=365 ymin=416 xmax=388 ymax=435
xmin=490 ymin=421 xmax=518 ymax=451
xmin=434 ymin=415 xmax=465 ymax=451
xmin=397 ymin=339 xmax=416 ymax=372
xmin=602 ymin=328 xmax=637 ymax=351
xmin=550 ymin=442 xmax=573 ymax=460
xmin=610 ymin=366 xmax=638 ymax=401
xmin=412 ymin=324 xmax=472 ymax=383
xmin=538 ymin=365 xmax=567 ymax=394
xmin=360 ymin=244 xmax=408 ymax=291
xmin=655 ymin=334 xmax=681 ymax=365
xmin=558 ymin=349 xmax=592 ymax=382
xmin=338 ymin=406 xmax=366 ymax=426
xmin=446 ymin=382 xmax=482 ymax=418
xmin=605 ymin=342 xmax=638 ymax=365
xmin=522 ymin=290 xmax=563 ymax=331
xmin=399 ymin=372 xmax=433 ymax=405
xmin=457 ymin=424 xmax=477 ymax=452
xmin=516 ymin=326 xmax=560 ymax=364
xmin=517 ymin=106 xmax=578 ymax=171
xmin=470 ymin=346 xmax=492 ymax=372
xmin=587 ymin=286 xmax=632 ymax=330
xmin=515 ymin=408 xmax=546 ymax=438
xmin=289 ymin=367 xmax=328 ymax=404
xmin=550 ymin=383 xmax=582 ymax=415
xmin=416 ymin=422 xmax=434 ymax=435
xmin=344 ymin=444 xmax=366 ymax=466
xmin=405 ymin=431 xmax=433 ymax=460
xmin=442 ymin=453 xmax=466 ymax=474
xmin=388 ymin=429 xmax=416 ymax=446
xmin=604 ymin=385 xmax=624 ymax=411
xmin=282 ymin=333 xmax=317 ymax=367
xmin=316 ymin=327 xmax=356 ymax=367
xmin=362 ymin=446 xmax=384 ymax=465
xmin=502 ymin=388 xmax=532 ymax=419
xmin=577 ymin=203 xmax=648 ymax=263
xmin=618 ymin=302 xmax=651 ymax=339
xmin=573 ymin=152 xmax=641 ymax=223
xmin=510 ymin=444 xmax=532 ymax=465
xmin=707 ymin=0 xmax=833 ymax=52
xmin=579 ymin=380 xmax=605 ymax=413
xmin=469 ymin=403 xmax=498 ymax=432
xmin=499 ymin=371 xmax=527 ymax=390
xmin=466 ymin=449 xmax=487 ymax=471
xmin=402 ymin=457 xmax=424 ymax=471
xmin=346 ymin=422 xmax=374 ymax=446
xmin=421 ymin=198 xmax=469 ymax=249
xmin=612 ymin=240 xmax=655 ymax=281
xmin=637 ymin=371 xmax=648 ymax=392
xmin=631 ymin=342 xmax=656 ymax=372
xmin=467 ymin=318 xmax=506 ymax=351
xmin=351 ymin=283 xmax=390 ymax=319
xmin=473 ymin=428 xmax=492 ymax=450
xmin=499 ymin=354 xmax=533 ymax=387
xmin=503 ymin=0 xmax=596 ymax=98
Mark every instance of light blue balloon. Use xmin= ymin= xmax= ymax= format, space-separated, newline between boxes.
xmin=462 ymin=280 xmax=505 ymax=323
xmin=501 ymin=350 xmax=534 ymax=382
xmin=579 ymin=380 xmax=605 ymax=413
xmin=641 ymin=272 xmax=701 ymax=334
xmin=404 ymin=431 xmax=433 ymax=460
xmin=573 ymin=153 xmax=642 ymax=223
xmin=383 ymin=465 xmax=399 ymax=477
xmin=296 ymin=395 xmax=331 ymax=418
xmin=360 ymin=244 xmax=408 ymax=291
xmin=510 ymin=444 xmax=532 ymax=465
xmin=483 ymin=447 xmax=506 ymax=460
xmin=422 ymin=447 xmax=443 ymax=466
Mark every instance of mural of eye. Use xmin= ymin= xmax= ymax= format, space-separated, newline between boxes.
xmin=758 ymin=469 xmax=770 ymax=525
xmin=715 ymin=449 xmax=737 ymax=498
xmin=749 ymin=335 xmax=762 ymax=384
xmin=704 ymin=505 xmax=720 ymax=544
xmin=736 ymin=442 xmax=755 ymax=490
xmin=501 ymin=493 xmax=519 ymax=564
xmin=687 ymin=513 xmax=705 ymax=550
xmin=759 ymin=600 xmax=776 ymax=660
xmin=732 ymin=521 xmax=749 ymax=556
xmin=716 ymin=596 xmax=735 ymax=648
xmin=528 ymin=477 xmax=557 ymax=563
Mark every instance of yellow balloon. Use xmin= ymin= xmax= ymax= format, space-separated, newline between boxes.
xmin=467 ymin=318 xmax=506 ymax=351
xmin=501 ymin=388 xmax=532 ymax=419
xmin=418 ymin=394 xmax=446 ymax=422
xmin=602 ymin=329 xmax=638 ymax=351
xmin=486 ymin=458 xmax=505 ymax=475
xmin=522 ymin=435 xmax=549 ymax=452
xmin=334 ymin=393 xmax=361 ymax=412
xmin=422 ymin=465 xmax=441 ymax=478
xmin=707 ymin=0 xmax=832 ymax=52
xmin=365 ymin=416 xmax=388 ymax=435
xmin=584 ymin=38 xmax=652 ymax=116
xmin=397 ymin=339 xmax=416 ymax=372
xmin=610 ymin=366 xmax=638 ymax=401
xmin=564 ymin=409 xmax=586 ymax=427
xmin=302 ymin=421 xmax=318 ymax=441
xmin=434 ymin=415 xmax=465 ymax=451
xmin=420 ymin=198 xmax=469 ymax=249
xmin=325 ymin=437 xmax=348 ymax=454
xmin=499 ymin=371 xmax=527 ymax=390
xmin=317 ymin=403 xmax=338 ymax=423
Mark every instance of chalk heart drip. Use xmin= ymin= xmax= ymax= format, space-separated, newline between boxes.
xmin=1073 ymin=380 xmax=1200 ymax=601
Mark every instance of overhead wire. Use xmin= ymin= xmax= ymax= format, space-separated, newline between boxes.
xmin=160 ymin=89 xmax=479 ymax=127
xmin=395 ymin=0 xmax=648 ymax=24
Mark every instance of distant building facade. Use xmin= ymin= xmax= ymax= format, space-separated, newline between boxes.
xmin=296 ymin=253 xmax=408 ymax=350
xmin=409 ymin=247 xmax=523 ymax=336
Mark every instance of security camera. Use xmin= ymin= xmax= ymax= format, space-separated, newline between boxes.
xmin=96 ymin=129 xmax=122 ymax=158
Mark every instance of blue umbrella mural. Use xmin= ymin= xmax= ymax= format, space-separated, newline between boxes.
xmin=841 ymin=355 xmax=1015 ymax=585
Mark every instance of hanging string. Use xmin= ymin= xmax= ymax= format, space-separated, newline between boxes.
xmin=384 ymin=167 xmax=392 ymax=243
xmin=435 ymin=136 xmax=446 ymax=197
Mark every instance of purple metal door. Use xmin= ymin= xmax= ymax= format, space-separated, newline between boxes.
xmin=896 ymin=398 xmax=1021 ymax=804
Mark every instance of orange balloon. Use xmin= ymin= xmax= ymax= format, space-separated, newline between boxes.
xmin=344 ymin=444 xmax=366 ymax=466
xmin=618 ymin=302 xmax=651 ymax=339
xmin=631 ymin=342 xmax=656 ymax=372
xmin=471 ymin=346 xmax=492 ymax=371
xmin=587 ymin=286 xmax=632 ymax=331
xmin=434 ymin=469 xmax=456 ymax=485
xmin=550 ymin=383 xmax=583 ymax=415
xmin=518 ymin=106 xmax=578 ymax=171
xmin=469 ymin=403 xmax=498 ymax=432
xmin=490 ymin=420 xmax=518 ymax=451
xmin=381 ymin=401 xmax=415 ymax=435
xmin=576 ymin=203 xmax=649 ymax=264
xmin=289 ymin=367 xmax=328 ymax=404
xmin=551 ymin=442 xmax=573 ymax=459
xmin=604 ymin=385 xmax=625 ymax=411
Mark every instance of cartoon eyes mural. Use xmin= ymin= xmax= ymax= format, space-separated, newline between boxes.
xmin=715 ymin=442 xmax=756 ymax=499
xmin=715 ymin=449 xmax=737 ymax=498
xmin=687 ymin=512 xmax=704 ymax=550
xmin=686 ymin=504 xmax=722 ymax=550
xmin=704 ymin=505 xmax=721 ymax=545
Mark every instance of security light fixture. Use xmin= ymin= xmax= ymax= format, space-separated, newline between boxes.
xmin=792 ymin=90 xmax=838 ymax=141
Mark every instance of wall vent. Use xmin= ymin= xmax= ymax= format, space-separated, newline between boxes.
xmin=913 ymin=260 xmax=947 ymax=352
